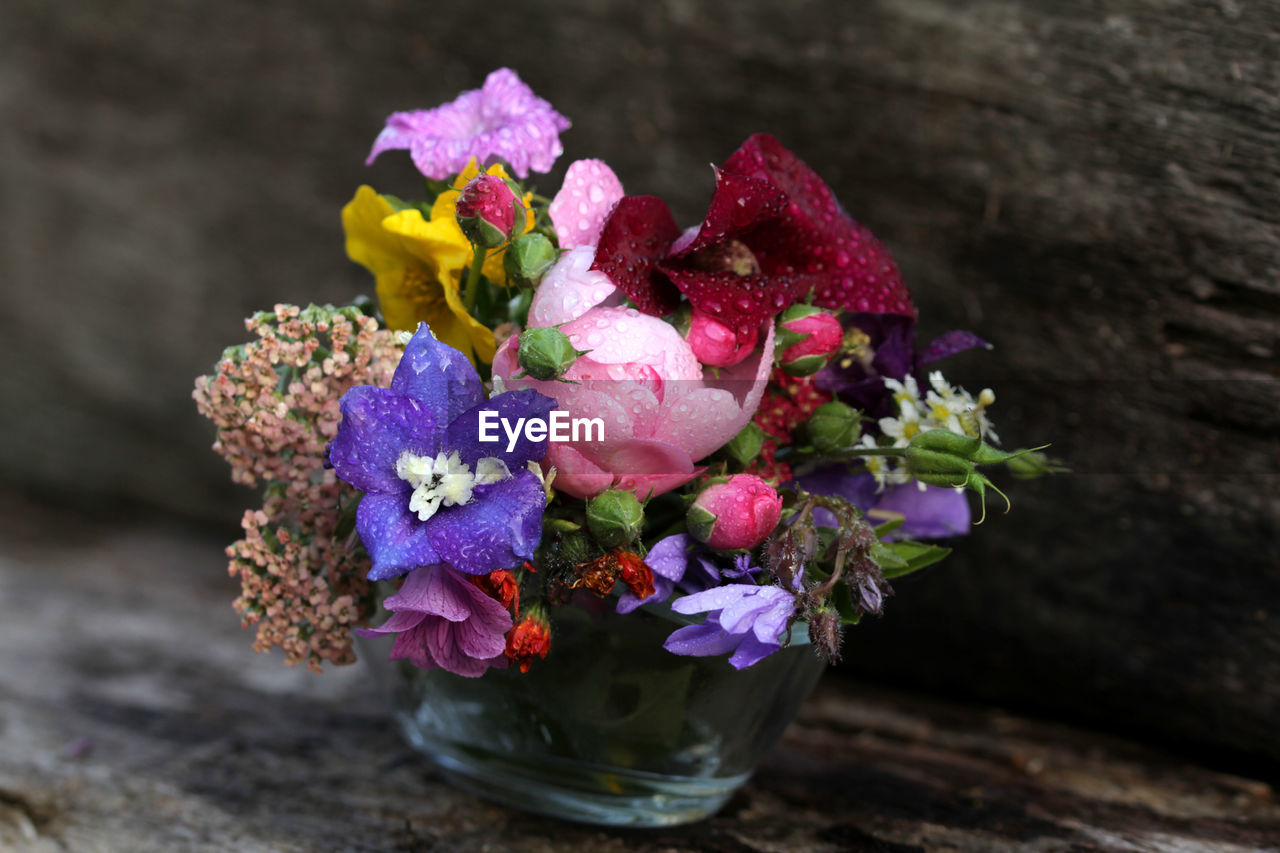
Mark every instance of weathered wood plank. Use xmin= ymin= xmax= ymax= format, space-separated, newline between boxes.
xmin=1 ymin=502 xmax=1276 ymax=851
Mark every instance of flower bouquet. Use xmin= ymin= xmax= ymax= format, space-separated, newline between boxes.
xmin=194 ymin=69 xmax=1056 ymax=826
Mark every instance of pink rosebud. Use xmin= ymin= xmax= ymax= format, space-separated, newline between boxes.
xmin=686 ymin=310 xmax=758 ymax=368
xmin=456 ymin=173 xmax=525 ymax=248
xmin=687 ymin=475 xmax=783 ymax=550
xmin=776 ymin=306 xmax=842 ymax=376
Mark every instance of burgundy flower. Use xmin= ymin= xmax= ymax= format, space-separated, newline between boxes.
xmin=592 ymin=134 xmax=914 ymax=346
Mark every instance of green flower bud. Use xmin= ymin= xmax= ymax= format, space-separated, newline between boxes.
xmin=585 ymin=489 xmax=644 ymax=549
xmin=723 ymin=422 xmax=765 ymax=467
xmin=503 ymin=232 xmax=558 ymax=288
xmin=517 ymin=327 xmax=583 ymax=381
xmin=807 ymin=401 xmax=862 ymax=453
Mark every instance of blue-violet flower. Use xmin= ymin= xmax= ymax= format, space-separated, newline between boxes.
xmin=328 ymin=323 xmax=555 ymax=580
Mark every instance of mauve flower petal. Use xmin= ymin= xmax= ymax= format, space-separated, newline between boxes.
xmin=452 ymin=602 xmax=512 ymax=659
xmin=389 ymin=624 xmax=436 ymax=669
xmin=426 ymin=470 xmax=544 ymax=574
xmin=390 ymin=324 xmax=484 ymax=425
xmin=728 ymin=634 xmax=782 ymax=669
xmin=527 ymin=246 xmax=622 ymax=327
xmin=920 ymin=329 xmax=991 ymax=365
xmin=663 ymin=622 xmax=741 ymax=658
xmin=357 ymin=493 xmax=442 ymax=581
xmin=328 ymin=386 xmax=438 ymax=495
xmin=549 ymin=160 xmax=625 ymax=250
xmin=353 ymin=610 xmax=425 ymax=638
xmin=384 ymin=565 xmax=469 ymax=621
xmin=445 ymin=388 xmax=556 ymax=469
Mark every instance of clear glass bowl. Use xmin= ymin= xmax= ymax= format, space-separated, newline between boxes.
xmin=363 ymin=596 xmax=825 ymax=827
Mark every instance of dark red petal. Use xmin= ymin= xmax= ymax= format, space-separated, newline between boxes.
xmin=670 ymin=169 xmax=788 ymax=259
xmin=723 ymin=134 xmax=915 ymax=317
xmin=591 ymin=195 xmax=683 ymax=316
xmin=661 ymin=266 xmax=791 ymax=342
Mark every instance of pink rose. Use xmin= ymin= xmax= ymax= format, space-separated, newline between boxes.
xmin=495 ymin=255 xmax=774 ymax=499
xmin=687 ymin=475 xmax=783 ymax=550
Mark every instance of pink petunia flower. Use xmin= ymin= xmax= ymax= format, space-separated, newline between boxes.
xmin=366 ymin=68 xmax=571 ymax=179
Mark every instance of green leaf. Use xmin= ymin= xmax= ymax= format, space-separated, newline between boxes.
xmin=872 ymin=517 xmax=905 ymax=538
xmin=876 ymin=540 xmax=952 ymax=579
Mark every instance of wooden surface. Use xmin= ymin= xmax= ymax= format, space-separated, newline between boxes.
xmin=1 ymin=499 xmax=1277 ymax=853
xmin=2 ymin=0 xmax=1278 ymax=775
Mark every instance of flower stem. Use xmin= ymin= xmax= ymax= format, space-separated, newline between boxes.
xmin=463 ymin=249 xmax=489 ymax=313
xmin=838 ymin=447 xmax=906 ymax=458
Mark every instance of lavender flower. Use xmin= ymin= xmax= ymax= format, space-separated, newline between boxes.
xmin=798 ymin=467 xmax=970 ymax=539
xmin=664 ymin=583 xmax=799 ymax=669
xmin=328 ymin=323 xmax=555 ymax=580
xmin=366 ymin=68 xmax=571 ymax=179
xmin=355 ymin=564 xmax=511 ymax=677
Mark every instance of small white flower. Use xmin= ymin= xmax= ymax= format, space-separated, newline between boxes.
xmin=396 ymin=449 xmax=512 ymax=522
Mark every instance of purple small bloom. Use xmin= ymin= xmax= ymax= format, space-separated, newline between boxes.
xmin=798 ymin=467 xmax=971 ymax=539
xmin=664 ymin=584 xmax=798 ymax=669
xmin=355 ymin=564 xmax=511 ymax=677
xmin=366 ymin=68 xmax=571 ymax=179
xmin=329 ymin=323 xmax=555 ymax=580
xmin=615 ymin=534 xmax=721 ymax=614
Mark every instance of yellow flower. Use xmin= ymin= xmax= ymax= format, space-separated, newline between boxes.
xmin=341 ymin=160 xmax=535 ymax=366
xmin=342 ymin=186 xmax=493 ymax=364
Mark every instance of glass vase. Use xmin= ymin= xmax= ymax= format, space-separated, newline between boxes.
xmin=363 ymin=596 xmax=825 ymax=827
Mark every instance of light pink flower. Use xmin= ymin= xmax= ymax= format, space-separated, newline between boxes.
xmin=688 ymin=475 xmax=783 ymax=550
xmin=549 ymin=159 xmax=624 ymax=250
xmin=495 ymin=296 xmax=775 ymax=500
xmin=526 ymin=245 xmax=622 ymax=329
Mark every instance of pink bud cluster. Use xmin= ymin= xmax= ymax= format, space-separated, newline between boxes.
xmin=193 ymin=304 xmax=402 ymax=671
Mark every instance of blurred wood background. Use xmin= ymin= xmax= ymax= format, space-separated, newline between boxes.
xmin=1 ymin=0 xmax=1276 ymax=779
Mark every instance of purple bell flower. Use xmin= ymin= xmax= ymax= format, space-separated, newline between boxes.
xmin=664 ymin=584 xmax=799 ymax=669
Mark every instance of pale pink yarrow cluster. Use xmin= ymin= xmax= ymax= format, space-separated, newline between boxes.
xmin=193 ymin=304 xmax=402 ymax=671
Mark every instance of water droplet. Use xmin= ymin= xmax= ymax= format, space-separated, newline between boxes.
xmin=588 ymin=184 xmax=605 ymax=203
xmin=577 ymin=201 xmax=589 ymax=215
xmin=835 ymin=251 xmax=850 ymax=267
